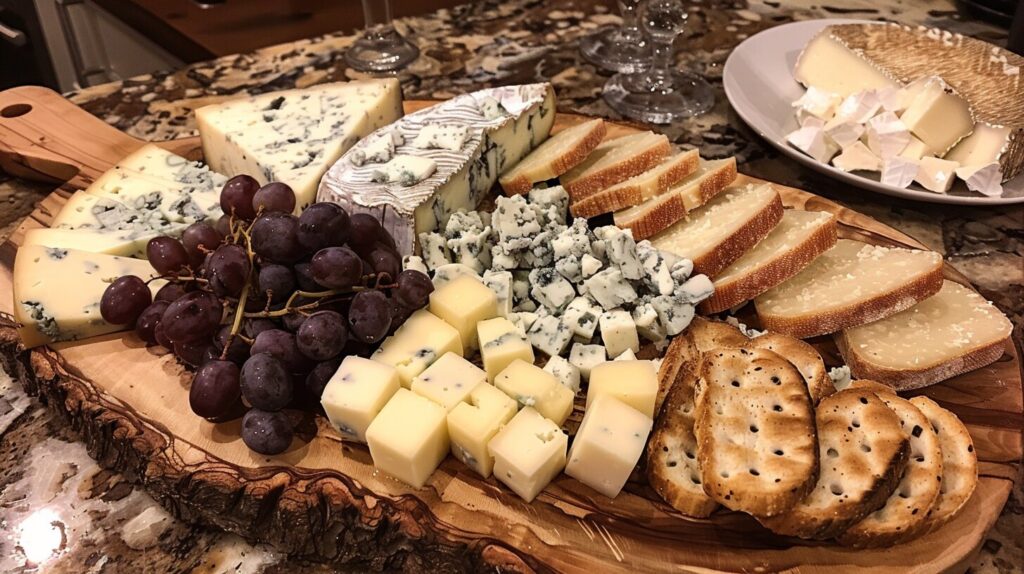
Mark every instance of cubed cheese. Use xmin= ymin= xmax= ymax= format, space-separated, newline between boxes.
xmin=569 ymin=343 xmax=606 ymax=380
xmin=447 ymin=384 xmax=518 ymax=477
xmin=365 ymin=389 xmax=450 ymax=488
xmin=529 ymin=268 xmax=576 ymax=313
xmin=614 ymin=348 xmax=637 ymax=361
xmin=429 ymin=275 xmax=498 ymax=350
xmin=495 ymin=359 xmax=575 ymax=426
xmin=632 ymin=302 xmax=666 ymax=342
xmin=565 ymin=395 xmax=653 ymax=498
xmin=478 ymin=317 xmax=535 ymax=382
xmin=418 ymin=232 xmax=451 ymax=271
xmin=482 ymin=270 xmax=514 ymax=317
xmin=372 ymin=310 xmax=463 ymax=388
xmin=543 ymin=355 xmax=581 ymax=394
xmin=526 ymin=315 xmax=574 ymax=358
xmin=587 ymin=360 xmax=659 ymax=418
xmin=320 ymin=356 xmax=401 ymax=442
xmin=583 ymin=268 xmax=638 ymax=310
xmin=488 ymin=407 xmax=568 ymax=502
xmin=410 ymin=352 xmax=486 ymax=412
xmin=598 ymin=309 xmax=640 ymax=358
xmin=431 ymin=263 xmax=479 ymax=288
xmin=562 ymin=296 xmax=600 ymax=340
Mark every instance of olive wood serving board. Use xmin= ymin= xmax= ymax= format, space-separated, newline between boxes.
xmin=0 ymin=86 xmax=1020 ymax=573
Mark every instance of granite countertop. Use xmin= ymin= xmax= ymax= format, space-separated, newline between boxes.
xmin=1 ymin=0 xmax=1021 ymax=572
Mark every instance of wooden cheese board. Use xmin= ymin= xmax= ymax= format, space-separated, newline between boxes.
xmin=0 ymin=86 xmax=1021 ymax=573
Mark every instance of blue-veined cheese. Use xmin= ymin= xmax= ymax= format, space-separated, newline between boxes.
xmin=318 ymin=84 xmax=556 ymax=255
xmin=13 ymin=244 xmax=164 ymax=347
xmin=86 ymin=166 xmax=222 ymax=224
xmin=52 ymin=191 xmax=176 ymax=233
xmin=197 ymin=79 xmax=404 ymax=211
xmin=115 ymin=144 xmax=227 ymax=193
xmin=371 ymin=155 xmax=437 ymax=186
xmin=23 ymin=223 xmax=186 ymax=259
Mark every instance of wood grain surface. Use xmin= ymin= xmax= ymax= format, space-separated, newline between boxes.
xmin=0 ymin=88 xmax=1019 ymax=573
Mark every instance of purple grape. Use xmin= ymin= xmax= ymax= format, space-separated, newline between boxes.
xmin=221 ymin=175 xmax=259 ymax=220
xmin=135 ymin=301 xmax=169 ymax=345
xmin=182 ymin=222 xmax=223 ymax=267
xmin=368 ymin=246 xmax=400 ymax=282
xmin=100 ymin=275 xmax=152 ymax=325
xmin=297 ymin=203 xmax=350 ymax=252
xmin=241 ymin=409 xmax=293 ymax=455
xmin=281 ymin=312 xmax=307 ymax=333
xmin=215 ymin=325 xmax=251 ymax=364
xmin=207 ymin=244 xmax=251 ymax=298
xmin=154 ymin=321 xmax=174 ymax=351
xmin=161 ymin=291 xmax=223 ymax=343
xmin=240 ymin=353 xmax=293 ymax=411
xmin=190 ymin=360 xmax=241 ymax=419
xmin=147 ymin=236 xmax=190 ymax=275
xmin=175 ymin=339 xmax=213 ymax=368
xmin=388 ymin=297 xmax=414 ymax=335
xmin=215 ymin=214 xmax=233 ymax=237
xmin=296 ymin=310 xmax=347 ymax=361
xmin=257 ymin=264 xmax=295 ymax=303
xmin=394 ymin=270 xmax=433 ymax=309
xmin=305 ymin=359 xmax=340 ymax=399
xmin=310 ymin=247 xmax=362 ymax=290
xmin=251 ymin=213 xmax=301 ymax=263
xmin=293 ymin=262 xmax=323 ymax=291
xmin=348 ymin=290 xmax=391 ymax=344
xmin=155 ymin=283 xmax=189 ymax=303
xmin=252 ymin=182 xmax=296 ymax=215
xmin=243 ymin=318 xmax=277 ymax=339
xmin=250 ymin=329 xmax=305 ymax=371
xmin=348 ymin=213 xmax=384 ymax=251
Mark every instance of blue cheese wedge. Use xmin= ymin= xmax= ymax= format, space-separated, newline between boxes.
xmin=562 ymin=296 xmax=600 ymax=340
xmin=371 ymin=155 xmax=438 ymax=186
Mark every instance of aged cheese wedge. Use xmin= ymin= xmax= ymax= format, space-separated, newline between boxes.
xmin=700 ymin=210 xmax=837 ymax=314
xmin=835 ymin=280 xmax=1012 ymax=391
xmin=898 ymin=77 xmax=974 ymax=157
xmin=649 ymin=183 xmax=783 ymax=278
xmin=612 ymin=157 xmax=737 ymax=241
xmin=560 ymin=131 xmax=670 ymax=198
xmin=498 ymin=118 xmax=606 ymax=195
xmin=14 ymin=244 xmax=163 ymax=348
xmin=570 ymin=149 xmax=700 ymax=218
xmin=794 ymin=29 xmax=898 ymax=97
xmin=115 ymin=144 xmax=226 ymax=192
xmin=23 ymin=224 xmax=186 ymax=259
xmin=86 ymin=167 xmax=222 ymax=224
xmin=198 ymin=79 xmax=404 ymax=211
xmin=754 ymin=239 xmax=944 ymax=339
xmin=52 ymin=191 xmax=177 ymax=233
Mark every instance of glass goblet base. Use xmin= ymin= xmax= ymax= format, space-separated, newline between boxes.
xmin=579 ymin=27 xmax=650 ymax=74
xmin=345 ymin=27 xmax=420 ymax=73
xmin=603 ymin=70 xmax=715 ymax=124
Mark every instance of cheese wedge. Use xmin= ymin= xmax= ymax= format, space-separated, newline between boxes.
xmin=560 ymin=131 xmax=670 ymax=198
xmin=499 ymin=118 xmax=606 ymax=195
xmin=86 ymin=167 xmax=222 ymax=224
xmin=52 ymin=191 xmax=175 ymax=232
xmin=835 ymin=280 xmax=1012 ymax=391
xmin=23 ymin=224 xmax=186 ymax=259
xmin=700 ymin=210 xmax=838 ymax=314
xmin=795 ymin=28 xmax=899 ymax=97
xmin=14 ymin=244 xmax=163 ymax=347
xmin=649 ymin=183 xmax=783 ymax=278
xmin=612 ymin=157 xmax=737 ymax=241
xmin=755 ymin=239 xmax=944 ymax=338
xmin=570 ymin=149 xmax=700 ymax=218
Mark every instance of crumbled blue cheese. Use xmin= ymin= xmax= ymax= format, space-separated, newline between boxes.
xmin=511 ymin=271 xmax=536 ymax=312
xmin=431 ymin=263 xmax=479 ymax=288
xmin=543 ymin=355 xmax=581 ymax=394
xmin=492 ymin=195 xmax=542 ymax=251
xmin=350 ymin=129 xmax=404 ymax=166
xmin=507 ymin=311 xmax=539 ymax=333
xmin=448 ymin=226 xmax=492 ymax=273
xmin=651 ymin=296 xmax=696 ymax=336
xmin=632 ymin=302 xmax=667 ymax=342
xmin=402 ymin=255 xmax=429 ymax=275
xmin=569 ymin=343 xmax=606 ymax=380
xmin=523 ymin=227 xmax=562 ymax=268
xmin=828 ymin=365 xmax=852 ymax=390
xmin=489 ymin=243 xmax=520 ymax=271
xmin=529 ymin=268 xmax=576 ymax=313
xmin=371 ymin=155 xmax=437 ymax=186
xmin=599 ymin=226 xmax=644 ymax=281
xmin=677 ymin=274 xmax=715 ymax=304
xmin=527 ymin=185 xmax=570 ymax=226
xmin=562 ymin=297 xmax=600 ymax=340
xmin=412 ymin=124 xmax=470 ymax=151
xmin=418 ymin=232 xmax=452 ymax=271
xmin=637 ymin=241 xmax=676 ymax=296
xmin=580 ymin=254 xmax=603 ymax=279
xmin=526 ymin=315 xmax=573 ymax=357
xmin=724 ymin=316 xmax=767 ymax=338
xmin=482 ymin=270 xmax=514 ymax=317
xmin=670 ymin=259 xmax=694 ymax=285
xmin=477 ymin=96 xmax=506 ymax=120
xmin=583 ymin=268 xmax=638 ymax=310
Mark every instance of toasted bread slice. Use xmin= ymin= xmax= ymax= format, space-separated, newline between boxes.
xmin=649 ymin=183 xmax=783 ymax=278
xmin=909 ymin=396 xmax=977 ymax=533
xmin=700 ymin=210 xmax=838 ymax=314
xmin=613 ymin=157 xmax=737 ymax=240
xmin=755 ymin=239 xmax=944 ymax=339
xmin=835 ymin=280 xmax=1012 ymax=391
xmin=499 ymin=119 xmax=607 ymax=195
xmin=760 ymin=388 xmax=909 ymax=540
xmin=647 ymin=335 xmax=719 ymax=517
xmin=695 ymin=348 xmax=818 ymax=517
xmin=560 ymin=131 xmax=670 ymax=198
xmin=838 ymin=381 xmax=942 ymax=547
xmin=570 ymin=150 xmax=700 ymax=217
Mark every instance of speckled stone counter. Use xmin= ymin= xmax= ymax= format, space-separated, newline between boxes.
xmin=1 ymin=0 xmax=1021 ymax=572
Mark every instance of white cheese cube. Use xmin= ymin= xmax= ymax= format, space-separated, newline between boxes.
xmin=543 ymin=356 xmax=581 ymax=394
xmin=482 ymin=270 xmax=514 ymax=317
xmin=569 ymin=343 xmax=606 ymax=381
xmin=584 ymin=268 xmax=638 ymax=310
xmin=823 ymin=118 xmax=865 ymax=149
xmin=417 ymin=232 xmax=451 ymax=271
xmin=447 ymin=384 xmax=518 ymax=477
xmin=430 ymin=262 xmax=479 ymax=288
xmin=429 ymin=275 xmax=498 ymax=350
xmin=598 ymin=309 xmax=640 ymax=359
xmin=526 ymin=315 xmax=574 ymax=358
xmin=495 ymin=359 xmax=575 ymax=426
xmin=410 ymin=352 xmax=486 ymax=412
xmin=562 ymin=297 xmax=600 ymax=340
xmin=792 ymin=87 xmax=841 ymax=123
xmin=955 ymin=162 xmax=1004 ymax=197
xmin=899 ymin=135 xmax=931 ymax=160
xmin=587 ymin=360 xmax=659 ymax=418
xmin=565 ymin=395 xmax=653 ymax=498
xmin=915 ymin=156 xmax=959 ymax=194
xmin=478 ymin=317 xmax=535 ymax=382
xmin=832 ymin=141 xmax=881 ymax=173
xmin=365 ymin=388 xmax=449 ymax=488
xmin=786 ymin=124 xmax=838 ymax=164
xmin=614 ymin=348 xmax=637 ymax=361
xmin=834 ymin=90 xmax=882 ymax=124
xmin=864 ymin=112 xmax=910 ymax=159
xmin=372 ymin=310 xmax=463 ymax=388
xmin=899 ymin=77 xmax=974 ymax=155
xmin=632 ymin=303 xmax=666 ymax=342
xmin=488 ymin=407 xmax=568 ymax=502
xmin=320 ymin=356 xmax=401 ymax=442
xmin=880 ymin=157 xmax=920 ymax=188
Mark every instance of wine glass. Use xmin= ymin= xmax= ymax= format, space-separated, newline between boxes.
xmin=603 ymin=0 xmax=715 ymax=123
xmin=579 ymin=0 xmax=650 ymax=74
xmin=345 ymin=0 xmax=419 ymax=73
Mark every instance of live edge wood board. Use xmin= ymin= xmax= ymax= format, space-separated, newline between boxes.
xmin=0 ymin=86 xmax=1020 ymax=573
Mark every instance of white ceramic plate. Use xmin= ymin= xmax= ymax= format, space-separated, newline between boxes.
xmin=722 ymin=19 xmax=1024 ymax=205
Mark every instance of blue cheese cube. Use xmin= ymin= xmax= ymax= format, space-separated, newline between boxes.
xmin=528 ymin=185 xmax=570 ymax=225
xmin=597 ymin=226 xmax=644 ymax=280
xmin=402 ymin=255 xmax=429 ymax=275
xmin=447 ymin=226 xmax=492 ymax=273
xmin=637 ymin=241 xmax=676 ymax=296
xmin=478 ymin=317 xmax=534 ymax=382
xmin=543 ymin=355 xmax=581 ymax=394
xmin=529 ymin=268 xmax=576 ymax=313
xmin=417 ymin=232 xmax=451 ymax=271
xmin=507 ymin=311 xmax=539 ymax=333
xmin=489 ymin=242 xmax=520 ymax=271
xmin=554 ymin=254 xmax=583 ymax=284
xmin=632 ymin=303 xmax=667 ymax=342
xmin=677 ymin=274 xmax=715 ymax=304
xmin=599 ymin=309 xmax=640 ymax=359
xmin=371 ymin=155 xmax=437 ymax=186
xmin=670 ymin=259 xmax=694 ymax=285
xmin=583 ymin=268 xmax=638 ymax=310
xmin=492 ymin=195 xmax=541 ymax=251
xmin=431 ymin=263 xmax=480 ymax=288
xmin=562 ymin=296 xmax=600 ymax=340
xmin=482 ymin=270 xmax=514 ymax=317
xmin=569 ymin=343 xmax=606 ymax=380
xmin=580 ymin=254 xmax=603 ymax=280
xmin=411 ymin=124 xmax=470 ymax=151
xmin=651 ymin=295 xmax=696 ymax=336
xmin=526 ymin=315 xmax=573 ymax=358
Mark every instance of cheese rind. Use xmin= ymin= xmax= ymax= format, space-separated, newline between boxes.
xmin=586 ymin=360 xmax=659 ymax=418
xmin=447 ymin=384 xmax=518 ymax=477
xmin=371 ymin=310 xmax=464 ymax=388
xmin=566 ymin=395 xmax=653 ymax=498
xmin=365 ymin=389 xmax=450 ymax=488
xmin=488 ymin=407 xmax=568 ymax=502
xmin=320 ymin=356 xmax=401 ymax=442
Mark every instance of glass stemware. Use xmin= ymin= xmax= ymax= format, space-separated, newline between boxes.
xmin=602 ymin=0 xmax=715 ymax=123
xmin=345 ymin=0 xmax=420 ymax=73
xmin=579 ymin=0 xmax=650 ymax=74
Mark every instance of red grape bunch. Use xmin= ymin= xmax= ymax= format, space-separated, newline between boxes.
xmin=99 ymin=175 xmax=433 ymax=455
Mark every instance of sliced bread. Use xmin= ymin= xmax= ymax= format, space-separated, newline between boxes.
xmin=499 ymin=118 xmax=607 ymax=195
xmin=695 ymin=347 xmax=818 ymax=517
xmin=754 ymin=239 xmax=944 ymax=339
xmin=759 ymin=388 xmax=909 ymax=540
xmin=613 ymin=157 xmax=737 ymax=240
xmin=649 ymin=183 xmax=784 ymax=278
xmin=700 ymin=210 xmax=838 ymax=314
xmin=647 ymin=334 xmax=719 ymax=517
xmin=835 ymin=280 xmax=1012 ymax=391
xmin=838 ymin=381 xmax=942 ymax=547
xmin=560 ymin=131 xmax=671 ymax=199
xmin=569 ymin=150 xmax=700 ymax=218
xmin=909 ymin=396 xmax=978 ymax=532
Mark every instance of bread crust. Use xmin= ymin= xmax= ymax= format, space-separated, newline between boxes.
xmin=569 ymin=150 xmax=699 ymax=218
xmin=562 ymin=136 xmax=670 ymax=199
xmin=499 ymin=119 xmax=607 ymax=195
xmin=699 ymin=214 xmax=838 ymax=314
xmin=693 ymin=192 xmax=784 ymax=279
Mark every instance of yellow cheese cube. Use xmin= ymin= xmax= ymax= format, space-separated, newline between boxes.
xmin=495 ymin=359 xmax=575 ymax=426
xmin=566 ymin=395 xmax=653 ymax=498
xmin=447 ymin=384 xmax=518 ymax=477
xmin=586 ymin=360 xmax=658 ymax=418
xmin=410 ymin=352 xmax=486 ymax=412
xmin=488 ymin=407 xmax=568 ymax=502
xmin=429 ymin=275 xmax=497 ymax=351
xmin=371 ymin=310 xmax=463 ymax=388
xmin=320 ymin=356 xmax=401 ymax=442
xmin=365 ymin=388 xmax=449 ymax=488
xmin=477 ymin=317 xmax=535 ymax=382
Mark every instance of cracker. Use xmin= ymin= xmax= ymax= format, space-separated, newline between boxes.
xmin=695 ymin=347 xmax=818 ymax=517
xmin=760 ymin=388 xmax=909 ymax=540
xmin=909 ymin=396 xmax=978 ymax=532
